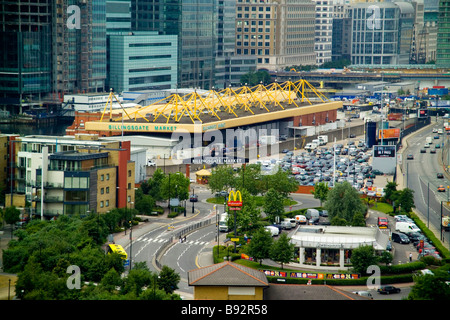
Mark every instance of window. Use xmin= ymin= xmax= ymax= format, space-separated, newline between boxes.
xmin=101 ymin=188 xmax=104 ymax=194
xmin=106 ymin=173 xmax=110 ymax=181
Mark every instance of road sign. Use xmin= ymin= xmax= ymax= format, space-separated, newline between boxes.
xmin=231 ymin=238 xmax=240 ymax=242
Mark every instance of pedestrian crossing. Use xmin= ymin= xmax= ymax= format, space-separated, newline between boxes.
xmin=138 ymin=237 xmax=208 ymax=246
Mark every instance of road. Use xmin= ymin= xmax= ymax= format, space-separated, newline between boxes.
xmin=402 ymin=119 xmax=450 ymax=245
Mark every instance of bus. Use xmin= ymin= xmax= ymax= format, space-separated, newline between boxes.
xmin=107 ymin=244 xmax=128 ymax=261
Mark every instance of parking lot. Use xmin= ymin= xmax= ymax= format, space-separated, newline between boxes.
xmin=263 ymin=136 xmax=390 ymax=194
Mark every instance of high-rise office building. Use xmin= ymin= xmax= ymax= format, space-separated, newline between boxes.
xmin=0 ymin=0 xmax=107 ymax=116
xmin=313 ymin=0 xmax=334 ymax=65
xmin=0 ymin=0 xmax=53 ymax=114
xmin=235 ymin=0 xmax=316 ymax=71
xmin=349 ymin=2 xmax=415 ymax=66
xmin=131 ymin=0 xmax=216 ymax=89
xmin=437 ymin=0 xmax=450 ymax=67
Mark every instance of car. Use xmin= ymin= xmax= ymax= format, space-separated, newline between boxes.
xmin=189 ymin=194 xmax=198 ymax=202
xmin=420 ymin=149 xmax=426 ymax=153
xmin=436 ymin=143 xmax=441 ymax=148
xmin=282 ymin=149 xmax=289 ymax=153
xmin=407 ymin=154 xmax=414 ymax=160
xmin=392 ymin=232 xmax=410 ymax=244
xmin=352 ymin=291 xmax=373 ymax=299
xmin=377 ymin=217 xmax=389 ymax=229
xmin=438 ymin=185 xmax=446 ymax=192
xmin=431 ymin=149 xmax=436 ymax=154
xmin=434 ymin=135 xmax=440 ymax=139
xmin=424 ymin=143 xmax=430 ymax=148
xmin=377 ymin=285 xmax=401 ymax=294
xmin=437 ymin=173 xmax=444 ymax=179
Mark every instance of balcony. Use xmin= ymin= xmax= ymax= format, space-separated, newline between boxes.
xmin=33 ymin=196 xmax=64 ymax=203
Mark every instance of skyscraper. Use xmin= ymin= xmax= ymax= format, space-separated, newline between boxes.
xmin=0 ymin=0 xmax=107 ymax=116
xmin=0 ymin=0 xmax=53 ymax=114
xmin=437 ymin=0 xmax=450 ymax=67
xmin=131 ymin=0 xmax=216 ymax=89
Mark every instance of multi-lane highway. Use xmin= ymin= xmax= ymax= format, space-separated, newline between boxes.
xmin=401 ymin=119 xmax=450 ymax=245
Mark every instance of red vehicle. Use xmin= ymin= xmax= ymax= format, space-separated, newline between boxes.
xmin=377 ymin=217 xmax=389 ymax=229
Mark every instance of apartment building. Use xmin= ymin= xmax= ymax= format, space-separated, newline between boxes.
xmin=9 ymin=134 xmax=135 ymax=218
xmin=235 ymin=0 xmax=316 ymax=71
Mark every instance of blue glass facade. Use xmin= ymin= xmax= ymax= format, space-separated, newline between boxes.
xmin=108 ymin=32 xmax=178 ymax=92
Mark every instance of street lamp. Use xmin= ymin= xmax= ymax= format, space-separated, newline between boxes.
xmin=191 ymin=186 xmax=195 ymax=214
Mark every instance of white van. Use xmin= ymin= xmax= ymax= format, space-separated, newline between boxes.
xmin=395 ymin=221 xmax=420 ymax=234
xmin=295 ymin=215 xmax=307 ymax=224
xmin=265 ymin=226 xmax=279 ymax=237
xmin=305 ymin=209 xmax=320 ymax=223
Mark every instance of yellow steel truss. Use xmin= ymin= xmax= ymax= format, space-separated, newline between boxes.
xmin=100 ymin=79 xmax=328 ymax=124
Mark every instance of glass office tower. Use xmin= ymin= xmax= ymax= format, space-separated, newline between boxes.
xmin=437 ymin=0 xmax=450 ymax=67
xmin=131 ymin=0 xmax=216 ymax=89
xmin=0 ymin=0 xmax=53 ymax=114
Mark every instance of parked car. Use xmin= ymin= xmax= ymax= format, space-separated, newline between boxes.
xmin=353 ymin=291 xmax=373 ymax=299
xmin=392 ymin=232 xmax=410 ymax=244
xmin=377 ymin=285 xmax=401 ymax=294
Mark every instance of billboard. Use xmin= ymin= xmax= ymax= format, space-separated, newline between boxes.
xmin=378 ymin=128 xmax=400 ymax=140
xmin=372 ymin=145 xmax=397 ymax=174
xmin=373 ymin=145 xmax=396 ymax=158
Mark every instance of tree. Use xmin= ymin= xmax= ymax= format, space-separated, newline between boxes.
xmin=135 ymin=194 xmax=156 ymax=215
xmin=379 ymin=251 xmax=393 ymax=266
xmin=160 ymin=172 xmax=190 ymax=202
xmin=383 ymin=181 xmax=398 ymax=204
xmin=324 ymin=181 xmax=366 ymax=225
xmin=157 ymin=265 xmax=181 ymax=294
xmin=234 ymin=189 xmax=262 ymax=233
xmin=240 ymin=70 xmax=270 ymax=86
xmin=244 ymin=228 xmax=273 ymax=265
xmin=350 ymin=245 xmax=379 ymax=275
xmin=396 ymin=188 xmax=415 ymax=213
xmin=312 ymin=182 xmax=329 ymax=206
xmin=208 ymin=165 xmax=236 ymax=195
xmin=261 ymin=169 xmax=298 ymax=197
xmin=270 ymin=233 xmax=295 ymax=269
xmin=4 ymin=205 xmax=20 ymax=229
xmin=147 ymin=168 xmax=165 ymax=201
xmin=408 ymin=275 xmax=450 ymax=300
xmin=263 ymin=188 xmax=285 ymax=223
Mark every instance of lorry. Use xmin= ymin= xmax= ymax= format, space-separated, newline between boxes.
xmin=304 ymin=142 xmax=318 ymax=152
xmin=395 ymin=221 xmax=420 ymax=234
xmin=218 ymin=213 xmax=229 ymax=232
xmin=318 ymin=135 xmax=328 ymax=145
xmin=426 ymin=136 xmax=432 ymax=144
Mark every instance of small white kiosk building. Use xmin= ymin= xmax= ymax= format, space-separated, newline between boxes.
xmin=290 ymin=225 xmax=390 ymax=269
